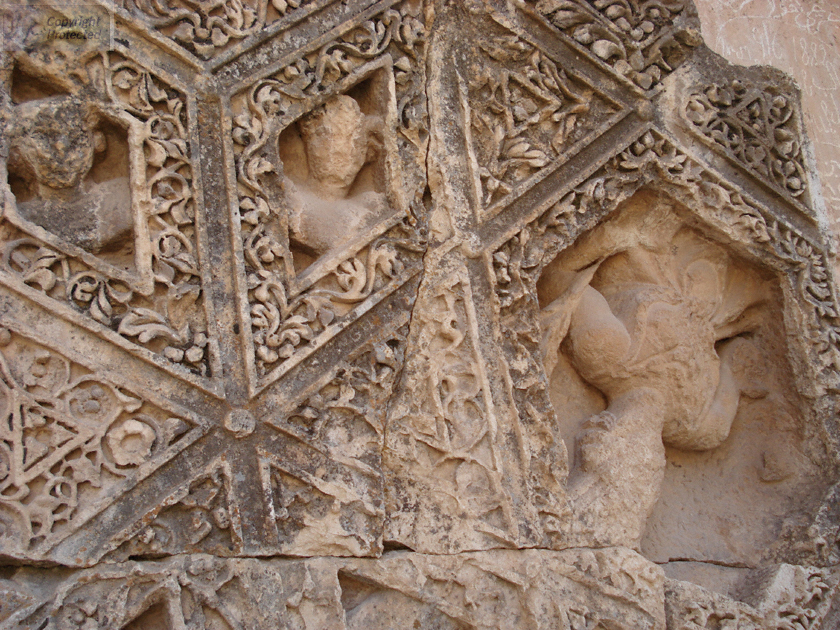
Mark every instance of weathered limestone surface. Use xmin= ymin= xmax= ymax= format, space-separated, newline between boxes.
xmin=0 ymin=0 xmax=838 ymax=628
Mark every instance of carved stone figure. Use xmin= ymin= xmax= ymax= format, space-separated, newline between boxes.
xmin=283 ymin=94 xmax=387 ymax=260
xmin=540 ymin=197 xmax=771 ymax=548
xmin=8 ymin=96 xmax=133 ymax=254
xmin=0 ymin=0 xmax=838 ymax=628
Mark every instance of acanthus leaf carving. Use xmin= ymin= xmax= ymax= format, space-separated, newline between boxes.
xmin=384 ymin=270 xmax=524 ymax=553
xmin=2 ymin=52 xmax=213 ymax=377
xmin=245 ymin=218 xmax=424 ymax=380
xmin=528 ymin=0 xmax=701 ymax=91
xmin=467 ymin=30 xmax=622 ymax=213
xmin=119 ymin=0 xmax=317 ymax=60
xmin=230 ymin=1 xmax=427 ymax=386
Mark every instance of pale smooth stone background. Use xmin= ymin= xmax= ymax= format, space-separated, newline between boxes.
xmin=693 ymin=0 xmax=840 ymax=241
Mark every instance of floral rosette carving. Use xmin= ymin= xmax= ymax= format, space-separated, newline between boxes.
xmin=231 ymin=2 xmax=426 ymax=382
xmin=684 ymin=78 xmax=809 ymax=201
xmin=1 ymin=54 xmax=211 ymax=376
xmin=0 ymin=330 xmax=194 ymax=555
xmin=119 ymin=0 xmax=316 ymax=59
xmin=529 ymin=0 xmax=700 ymax=90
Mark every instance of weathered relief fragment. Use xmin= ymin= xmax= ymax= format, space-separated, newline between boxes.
xmin=0 ymin=549 xmax=666 ymax=629
xmin=0 ymin=0 xmax=428 ymax=566
xmin=0 ymin=0 xmax=839 ymax=628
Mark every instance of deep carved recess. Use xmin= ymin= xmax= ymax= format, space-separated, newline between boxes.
xmin=229 ymin=0 xmax=427 ymax=389
xmin=0 ymin=0 xmax=839 ymax=628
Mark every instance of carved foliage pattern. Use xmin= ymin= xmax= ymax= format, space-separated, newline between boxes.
xmin=282 ymin=326 xmax=407 ymax=469
xmin=685 ymin=77 xmax=809 ymax=201
xmin=265 ymin=325 xmax=409 ymax=555
xmin=108 ymin=464 xmax=240 ymax=559
xmin=665 ymin=566 xmax=837 ymax=630
xmin=6 ymin=549 xmax=662 ymax=629
xmin=21 ymin=558 xmax=250 ymax=629
xmin=386 ymin=273 xmax=518 ymax=547
xmin=0 ymin=329 xmax=195 ymax=555
xmin=7 ymin=554 xmax=837 ymax=630
xmin=245 ymin=219 xmax=423 ymax=380
xmin=3 ymin=53 xmax=211 ymax=376
xmin=494 ymin=242 xmax=570 ymax=537
xmin=231 ymin=2 xmax=426 ymax=382
xmin=341 ymin=547 xmax=664 ymax=629
xmin=468 ymin=33 xmax=619 ymax=209
xmin=0 ymin=4 xmax=838 ymax=626
xmin=529 ymin=0 xmax=700 ymax=90
xmin=119 ymin=0 xmax=317 ymax=59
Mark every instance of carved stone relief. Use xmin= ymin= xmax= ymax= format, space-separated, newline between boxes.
xmin=0 ymin=0 xmax=839 ymax=628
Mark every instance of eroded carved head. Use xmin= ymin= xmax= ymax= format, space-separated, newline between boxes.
xmin=298 ymin=95 xmax=370 ymax=199
xmin=8 ymin=96 xmax=104 ymax=195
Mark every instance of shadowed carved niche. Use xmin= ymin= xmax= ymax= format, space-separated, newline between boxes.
xmin=0 ymin=49 xmax=212 ymax=377
xmin=537 ymin=191 xmax=819 ymax=567
xmin=6 ymin=68 xmax=134 ymax=267
xmin=231 ymin=54 xmax=424 ymax=381
xmin=277 ymin=75 xmax=391 ymax=273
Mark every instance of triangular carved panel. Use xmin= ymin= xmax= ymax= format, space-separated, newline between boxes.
xmin=527 ymin=0 xmax=702 ymax=91
xmin=0 ymin=328 xmax=204 ymax=559
xmin=115 ymin=0 xmax=326 ymax=62
xmin=681 ymin=67 xmax=814 ymax=212
xmin=465 ymin=29 xmax=624 ymax=217
xmin=107 ymin=462 xmax=242 ymax=559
